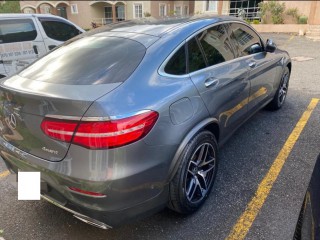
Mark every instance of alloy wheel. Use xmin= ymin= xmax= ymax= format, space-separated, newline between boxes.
xmin=279 ymin=71 xmax=289 ymax=105
xmin=185 ymin=143 xmax=216 ymax=204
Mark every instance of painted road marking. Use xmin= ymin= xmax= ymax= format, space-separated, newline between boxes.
xmin=283 ymin=35 xmax=295 ymax=48
xmin=226 ymin=98 xmax=319 ymax=240
xmin=0 ymin=170 xmax=9 ymax=178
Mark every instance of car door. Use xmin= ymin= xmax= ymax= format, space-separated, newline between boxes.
xmin=36 ymin=17 xmax=83 ymax=51
xmin=0 ymin=17 xmax=46 ymax=77
xmin=188 ymin=23 xmax=250 ymax=140
xmin=226 ymin=22 xmax=281 ymax=113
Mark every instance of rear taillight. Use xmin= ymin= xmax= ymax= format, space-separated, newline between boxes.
xmin=41 ymin=111 xmax=159 ymax=149
xmin=41 ymin=118 xmax=78 ymax=142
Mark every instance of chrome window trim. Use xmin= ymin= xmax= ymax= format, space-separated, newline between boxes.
xmin=45 ymin=110 xmax=152 ymax=122
xmin=80 ymin=116 xmax=111 ymax=121
xmin=158 ymin=20 xmax=265 ymax=78
xmin=45 ymin=115 xmax=82 ymax=121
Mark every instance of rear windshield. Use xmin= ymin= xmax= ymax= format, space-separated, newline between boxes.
xmin=19 ymin=36 xmax=146 ymax=85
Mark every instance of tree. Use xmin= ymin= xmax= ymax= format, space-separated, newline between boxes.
xmin=0 ymin=1 xmax=21 ymax=13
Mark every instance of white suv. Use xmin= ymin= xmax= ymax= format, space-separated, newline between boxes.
xmin=0 ymin=14 xmax=84 ymax=78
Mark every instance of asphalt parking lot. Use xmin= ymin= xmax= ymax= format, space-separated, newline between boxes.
xmin=0 ymin=33 xmax=319 ymax=240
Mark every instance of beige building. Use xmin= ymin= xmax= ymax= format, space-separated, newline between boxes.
xmin=19 ymin=0 xmax=320 ymax=29
xmin=280 ymin=1 xmax=320 ymax=25
xmin=19 ymin=1 xmax=195 ymax=29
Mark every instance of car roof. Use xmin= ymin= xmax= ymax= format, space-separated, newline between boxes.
xmin=0 ymin=13 xmax=65 ymax=19
xmin=88 ymin=15 xmax=244 ymax=38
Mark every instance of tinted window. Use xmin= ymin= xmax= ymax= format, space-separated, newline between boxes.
xmin=40 ymin=20 xmax=80 ymax=41
xmin=228 ymin=23 xmax=263 ymax=56
xmin=19 ymin=37 xmax=146 ymax=85
xmin=188 ymin=37 xmax=206 ymax=73
xmin=0 ymin=19 xmax=37 ymax=43
xmin=164 ymin=45 xmax=186 ymax=75
xmin=197 ymin=24 xmax=235 ymax=67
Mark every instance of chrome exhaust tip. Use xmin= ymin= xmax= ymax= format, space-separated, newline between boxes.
xmin=73 ymin=214 xmax=112 ymax=230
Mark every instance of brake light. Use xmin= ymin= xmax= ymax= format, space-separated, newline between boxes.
xmin=41 ymin=118 xmax=78 ymax=142
xmin=41 ymin=111 xmax=159 ymax=149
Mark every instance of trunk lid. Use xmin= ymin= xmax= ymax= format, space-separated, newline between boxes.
xmin=0 ymin=75 xmax=121 ymax=161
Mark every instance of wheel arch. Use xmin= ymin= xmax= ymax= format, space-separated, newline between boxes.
xmin=167 ymin=118 xmax=220 ymax=182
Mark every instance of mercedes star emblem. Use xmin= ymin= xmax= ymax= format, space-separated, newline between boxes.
xmin=8 ymin=113 xmax=17 ymax=129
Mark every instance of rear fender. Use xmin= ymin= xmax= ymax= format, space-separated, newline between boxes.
xmin=167 ymin=118 xmax=219 ymax=182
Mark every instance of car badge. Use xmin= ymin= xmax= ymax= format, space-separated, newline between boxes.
xmin=8 ymin=113 xmax=17 ymax=129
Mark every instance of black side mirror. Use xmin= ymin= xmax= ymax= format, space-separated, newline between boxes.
xmin=265 ymin=39 xmax=276 ymax=53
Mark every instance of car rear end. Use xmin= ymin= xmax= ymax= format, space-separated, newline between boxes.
xmin=0 ymin=33 xmax=170 ymax=227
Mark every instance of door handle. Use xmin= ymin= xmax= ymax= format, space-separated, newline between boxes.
xmin=248 ymin=61 xmax=256 ymax=68
xmin=204 ymin=78 xmax=219 ymax=88
xmin=33 ymin=45 xmax=38 ymax=55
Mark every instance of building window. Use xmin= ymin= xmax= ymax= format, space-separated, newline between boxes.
xmin=43 ymin=6 xmax=51 ymax=14
xmin=116 ymin=4 xmax=125 ymax=21
xmin=175 ymin=6 xmax=181 ymax=16
xmin=159 ymin=3 xmax=166 ymax=17
xmin=184 ymin=6 xmax=189 ymax=15
xmin=206 ymin=0 xmax=217 ymax=12
xmin=104 ymin=6 xmax=112 ymax=20
xmin=71 ymin=4 xmax=78 ymax=14
xmin=134 ymin=3 xmax=142 ymax=18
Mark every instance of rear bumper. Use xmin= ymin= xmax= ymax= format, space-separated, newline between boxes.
xmin=0 ymin=137 xmax=172 ymax=227
xmin=41 ymin=194 xmax=111 ymax=229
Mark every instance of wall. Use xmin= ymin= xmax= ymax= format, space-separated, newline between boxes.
xmin=150 ymin=1 xmax=171 ymax=18
xmin=194 ymin=1 xmax=229 ymax=15
xmin=280 ymin=1 xmax=312 ymax=17
xmin=20 ymin=0 xmax=37 ymax=12
xmin=68 ymin=1 xmax=93 ymax=29
xmin=308 ymin=1 xmax=320 ymax=24
xmin=251 ymin=24 xmax=309 ymax=33
xmin=281 ymin=1 xmax=320 ymax=24
xmin=126 ymin=1 xmax=151 ymax=19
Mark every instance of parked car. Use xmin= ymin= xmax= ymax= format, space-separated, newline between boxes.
xmin=0 ymin=16 xmax=291 ymax=229
xmin=0 ymin=14 xmax=84 ymax=78
xmin=293 ymin=154 xmax=320 ymax=240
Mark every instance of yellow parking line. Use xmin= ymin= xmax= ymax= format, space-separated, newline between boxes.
xmin=0 ymin=170 xmax=10 ymax=178
xmin=282 ymin=35 xmax=295 ymax=48
xmin=226 ymin=98 xmax=319 ymax=240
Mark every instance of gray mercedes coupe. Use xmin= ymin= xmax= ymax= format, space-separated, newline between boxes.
xmin=0 ymin=16 xmax=291 ymax=229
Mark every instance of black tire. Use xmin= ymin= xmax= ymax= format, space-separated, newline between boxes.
xmin=267 ymin=66 xmax=290 ymax=110
xmin=168 ymin=130 xmax=218 ymax=214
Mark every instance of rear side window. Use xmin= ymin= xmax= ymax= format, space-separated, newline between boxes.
xmin=188 ymin=37 xmax=206 ymax=73
xmin=197 ymin=24 xmax=235 ymax=67
xmin=228 ymin=23 xmax=263 ymax=57
xmin=0 ymin=19 xmax=37 ymax=43
xmin=19 ymin=36 xmax=146 ymax=85
xmin=40 ymin=20 xmax=81 ymax=41
xmin=164 ymin=45 xmax=186 ymax=75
